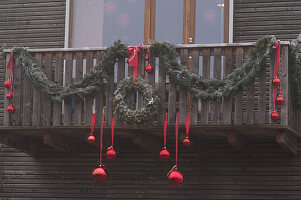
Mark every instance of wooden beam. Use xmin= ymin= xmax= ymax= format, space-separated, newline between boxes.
xmin=43 ymin=133 xmax=76 ymax=154
xmin=224 ymin=0 xmax=230 ymax=43
xmin=227 ymin=133 xmax=250 ymax=154
xmin=276 ymin=132 xmax=298 ymax=156
xmin=190 ymin=133 xmax=208 ymax=157
xmin=144 ymin=0 xmax=156 ymax=45
xmin=183 ymin=0 xmax=196 ymax=44
xmin=131 ymin=132 xmax=162 ymax=156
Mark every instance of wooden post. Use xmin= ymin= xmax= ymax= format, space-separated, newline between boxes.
xmin=280 ymin=45 xmax=289 ymax=125
xmin=276 ymin=132 xmax=298 ymax=156
xmin=234 ymin=47 xmax=244 ymax=124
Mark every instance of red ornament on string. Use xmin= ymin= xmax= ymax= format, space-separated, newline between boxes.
xmin=144 ymin=55 xmax=149 ymax=61
xmin=160 ymin=148 xmax=170 ymax=160
xmin=271 ymin=111 xmax=279 ymax=121
xmin=276 ymin=96 xmax=284 ymax=105
xmin=168 ymin=167 xmax=184 ymax=186
xmin=106 ymin=148 xmax=117 ymax=160
xmin=183 ymin=137 xmax=190 ymax=146
xmin=92 ymin=166 xmax=108 ymax=183
xmin=145 ymin=64 xmax=152 ymax=73
xmin=273 ymin=78 xmax=280 ymax=86
xmin=87 ymin=134 xmax=96 ymax=144
xmin=6 ymin=93 xmax=12 ymax=99
xmin=4 ymin=81 xmax=11 ymax=88
xmin=7 ymin=105 xmax=14 ymax=113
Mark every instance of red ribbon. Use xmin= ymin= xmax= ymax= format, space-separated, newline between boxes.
xmin=175 ymin=112 xmax=179 ymax=166
xmin=99 ymin=113 xmax=105 ymax=164
xmin=127 ymin=44 xmax=142 ymax=85
xmin=273 ymin=40 xmax=281 ymax=111
xmin=7 ymin=51 xmax=14 ymax=106
xmin=163 ymin=113 xmax=168 ymax=148
xmin=185 ymin=111 xmax=191 ymax=138
xmin=111 ymin=113 xmax=116 ymax=147
xmin=90 ymin=113 xmax=96 ymax=135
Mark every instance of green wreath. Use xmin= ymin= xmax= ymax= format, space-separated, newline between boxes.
xmin=113 ymin=76 xmax=159 ymax=124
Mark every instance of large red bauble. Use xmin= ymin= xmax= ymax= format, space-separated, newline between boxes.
xmin=106 ymin=149 xmax=117 ymax=160
xmin=145 ymin=64 xmax=152 ymax=73
xmin=87 ymin=135 xmax=96 ymax=144
xmin=7 ymin=105 xmax=14 ymax=113
xmin=272 ymin=78 xmax=280 ymax=86
xmin=271 ymin=111 xmax=279 ymax=121
xmin=276 ymin=96 xmax=284 ymax=105
xmin=168 ymin=170 xmax=184 ymax=186
xmin=6 ymin=93 xmax=12 ymax=99
xmin=92 ymin=167 xmax=107 ymax=183
xmin=4 ymin=81 xmax=11 ymax=88
xmin=159 ymin=149 xmax=170 ymax=160
xmin=183 ymin=137 xmax=190 ymax=147
xmin=144 ymin=56 xmax=149 ymax=61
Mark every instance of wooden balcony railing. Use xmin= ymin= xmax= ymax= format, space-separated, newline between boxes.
xmin=2 ymin=42 xmax=300 ymax=136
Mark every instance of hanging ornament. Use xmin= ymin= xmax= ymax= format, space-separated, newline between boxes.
xmin=276 ymin=96 xmax=284 ymax=105
xmin=273 ymin=78 xmax=280 ymax=86
xmin=145 ymin=64 xmax=152 ymax=73
xmin=106 ymin=113 xmax=117 ymax=160
xmin=6 ymin=93 xmax=12 ymax=99
xmin=160 ymin=113 xmax=170 ymax=161
xmin=4 ymin=81 xmax=11 ymax=89
xmin=127 ymin=44 xmax=142 ymax=85
xmin=87 ymin=113 xmax=96 ymax=144
xmin=92 ymin=113 xmax=108 ymax=183
xmin=183 ymin=111 xmax=191 ymax=147
xmin=7 ymin=105 xmax=14 ymax=113
xmin=144 ymin=55 xmax=149 ymax=61
xmin=167 ymin=113 xmax=184 ymax=186
xmin=271 ymin=111 xmax=279 ymax=121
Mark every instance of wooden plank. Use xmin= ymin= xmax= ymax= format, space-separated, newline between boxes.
xmin=276 ymin=132 xmax=297 ymax=156
xmin=227 ymin=132 xmax=250 ymax=154
xmin=137 ymin=51 xmax=145 ymax=109
xmin=212 ymin=48 xmax=222 ymax=124
xmin=41 ymin=52 xmax=52 ymax=126
xmin=105 ymin=69 xmax=114 ymax=125
xmin=168 ymin=85 xmax=176 ymax=125
xmin=258 ymin=53 xmax=267 ymax=124
xmin=63 ymin=52 xmax=72 ymax=126
xmin=83 ymin=51 xmax=93 ymax=126
xmin=95 ymin=51 xmax=104 ymax=126
xmin=245 ymin=83 xmax=255 ymax=124
xmin=201 ymin=48 xmax=210 ymax=124
xmin=11 ymin=52 xmax=22 ymax=126
xmin=157 ymin=56 xmax=166 ymax=125
xmin=143 ymin=0 xmax=155 ymax=44
xmin=116 ymin=58 xmax=125 ymax=126
xmin=190 ymin=48 xmax=199 ymax=125
xmin=3 ymin=53 xmax=10 ymax=126
xmin=280 ymin=46 xmax=289 ymax=126
xmin=179 ymin=49 xmax=188 ymax=125
xmin=52 ymin=52 xmax=63 ymax=126
xmin=73 ymin=51 xmax=83 ymax=126
xmin=269 ymin=50 xmax=276 ymax=124
xmin=146 ymin=53 xmax=156 ymax=125
xmin=32 ymin=53 xmax=42 ymax=126
xmin=234 ymin=47 xmax=244 ymax=125
xmin=21 ymin=54 xmax=32 ymax=126
xmin=223 ymin=47 xmax=233 ymax=125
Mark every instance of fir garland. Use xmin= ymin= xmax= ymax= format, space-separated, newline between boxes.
xmin=113 ymin=76 xmax=159 ymax=124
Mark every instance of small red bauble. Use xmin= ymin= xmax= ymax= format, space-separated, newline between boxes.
xmin=4 ymin=81 xmax=11 ymax=88
xmin=183 ymin=137 xmax=190 ymax=146
xmin=159 ymin=149 xmax=170 ymax=161
xmin=168 ymin=170 xmax=184 ymax=186
xmin=7 ymin=105 xmax=14 ymax=113
xmin=276 ymin=96 xmax=284 ymax=105
xmin=106 ymin=148 xmax=117 ymax=160
xmin=272 ymin=78 xmax=280 ymax=86
xmin=92 ymin=167 xmax=107 ymax=183
xmin=87 ymin=134 xmax=96 ymax=144
xmin=6 ymin=93 xmax=12 ymax=99
xmin=144 ymin=56 xmax=149 ymax=61
xmin=271 ymin=111 xmax=279 ymax=121
xmin=145 ymin=64 xmax=152 ymax=73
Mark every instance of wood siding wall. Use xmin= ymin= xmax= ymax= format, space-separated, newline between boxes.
xmin=0 ymin=0 xmax=66 ymax=125
xmin=234 ymin=0 xmax=301 ymax=42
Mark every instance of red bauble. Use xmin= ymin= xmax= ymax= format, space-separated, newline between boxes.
xmin=168 ymin=170 xmax=184 ymax=186
xmin=145 ymin=64 xmax=152 ymax=73
xmin=276 ymin=96 xmax=284 ymax=105
xmin=183 ymin=137 xmax=190 ymax=146
xmin=4 ymin=81 xmax=11 ymax=88
xmin=273 ymin=78 xmax=280 ymax=86
xmin=6 ymin=93 xmax=12 ymax=99
xmin=7 ymin=105 xmax=14 ymax=113
xmin=144 ymin=56 xmax=149 ymax=61
xmin=87 ymin=134 xmax=96 ymax=144
xmin=106 ymin=148 xmax=117 ymax=160
xmin=92 ymin=167 xmax=107 ymax=183
xmin=159 ymin=149 xmax=170 ymax=160
xmin=271 ymin=111 xmax=279 ymax=121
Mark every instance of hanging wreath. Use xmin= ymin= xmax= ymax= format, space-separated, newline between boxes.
xmin=113 ymin=76 xmax=159 ymax=124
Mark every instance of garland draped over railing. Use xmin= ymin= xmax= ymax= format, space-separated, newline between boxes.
xmin=3 ymin=35 xmax=301 ymax=109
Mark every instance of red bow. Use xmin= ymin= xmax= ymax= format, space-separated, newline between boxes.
xmin=127 ymin=44 xmax=142 ymax=85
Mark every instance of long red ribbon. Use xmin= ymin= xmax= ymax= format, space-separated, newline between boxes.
xmin=163 ymin=113 xmax=168 ymax=148
xmin=90 ymin=113 xmax=96 ymax=134
xmin=185 ymin=111 xmax=191 ymax=138
xmin=111 ymin=113 xmax=116 ymax=147
xmin=99 ymin=113 xmax=105 ymax=164
xmin=7 ymin=52 xmax=14 ymax=106
xmin=175 ymin=112 xmax=179 ymax=167
xmin=273 ymin=40 xmax=281 ymax=111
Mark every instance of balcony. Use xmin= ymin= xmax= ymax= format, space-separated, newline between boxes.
xmin=1 ymin=41 xmax=300 ymax=156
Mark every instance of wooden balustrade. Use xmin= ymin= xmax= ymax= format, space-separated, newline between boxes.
xmin=2 ymin=42 xmax=298 ymax=134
